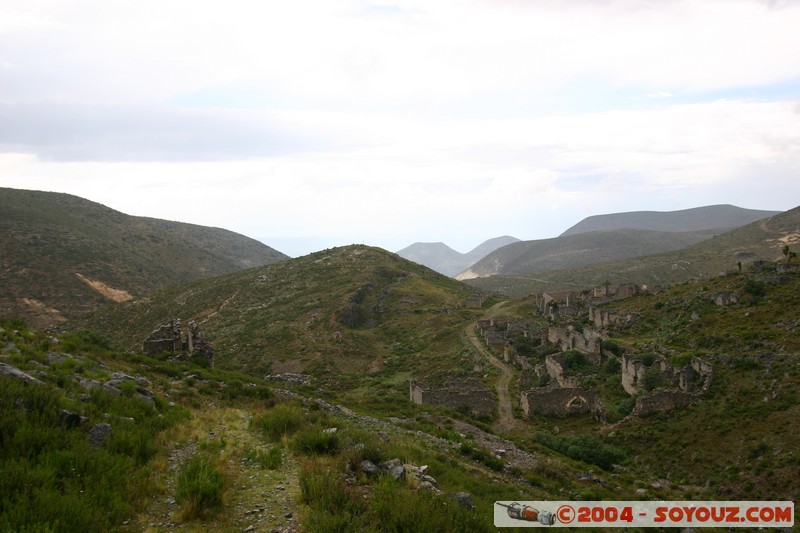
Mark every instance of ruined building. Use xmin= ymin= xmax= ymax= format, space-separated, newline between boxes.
xmin=142 ymin=319 xmax=214 ymax=367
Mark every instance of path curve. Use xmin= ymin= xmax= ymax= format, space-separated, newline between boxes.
xmin=465 ymin=304 xmax=518 ymax=432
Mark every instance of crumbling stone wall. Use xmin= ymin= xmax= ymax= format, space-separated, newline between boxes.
xmin=142 ymin=319 xmax=214 ymax=367
xmin=142 ymin=319 xmax=182 ymax=355
xmin=631 ymin=389 xmax=698 ymax=417
xmin=545 ymin=353 xmax=579 ymax=388
xmin=409 ymin=378 xmax=496 ymax=418
xmin=547 ymin=324 xmax=603 ymax=359
xmin=520 ymin=386 xmax=605 ymax=421
xmin=622 ymin=354 xmax=713 ymax=395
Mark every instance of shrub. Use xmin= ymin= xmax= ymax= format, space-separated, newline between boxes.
xmin=292 ymin=427 xmax=340 ymax=456
xmin=459 ymin=443 xmax=504 ymax=471
xmin=250 ymin=403 xmax=305 ymax=441
xmin=176 ymin=456 xmax=226 ymax=518
xmin=534 ymin=433 xmax=626 ymax=471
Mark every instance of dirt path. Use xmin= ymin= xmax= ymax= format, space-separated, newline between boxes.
xmin=465 ymin=303 xmax=518 ymax=433
xmin=133 ymin=406 xmax=300 ymax=533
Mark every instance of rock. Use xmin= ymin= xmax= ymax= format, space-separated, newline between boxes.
xmin=381 ymin=459 xmax=406 ymax=481
xmin=360 ymin=460 xmax=379 ymax=476
xmin=88 ymin=423 xmax=112 ymax=447
xmin=420 ymin=474 xmax=438 ymax=486
xmin=323 ymin=427 xmax=338 ymax=434
xmin=59 ymin=409 xmax=86 ymax=428
xmin=417 ymin=481 xmax=436 ymax=491
xmin=243 ymin=526 xmax=256 ymax=532
xmin=448 ymin=492 xmax=475 ymax=510
xmin=0 ymin=362 xmax=44 ymax=385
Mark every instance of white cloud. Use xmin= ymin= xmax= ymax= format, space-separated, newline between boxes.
xmin=1 ymin=0 xmax=799 ymax=254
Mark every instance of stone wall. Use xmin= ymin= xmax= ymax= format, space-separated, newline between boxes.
xmin=520 ymin=386 xmax=605 ymax=420
xmin=631 ymin=389 xmax=698 ymax=417
xmin=547 ymin=324 xmax=603 ymax=359
xmin=142 ymin=319 xmax=214 ymax=367
xmin=409 ymin=378 xmax=496 ymax=418
xmin=622 ymin=354 xmax=713 ymax=396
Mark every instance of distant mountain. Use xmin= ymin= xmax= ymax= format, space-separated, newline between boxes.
xmin=396 ymin=235 xmax=520 ymax=276
xmin=561 ymin=204 xmax=779 ymax=236
xmin=456 ymin=228 xmax=717 ymax=280
xmin=464 ymin=205 xmax=800 ymax=297
xmin=0 ymin=187 xmax=289 ymax=326
xmin=458 ymin=205 xmax=779 ymax=281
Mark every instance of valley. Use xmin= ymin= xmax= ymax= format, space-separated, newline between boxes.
xmin=1 ymin=191 xmax=799 ymax=531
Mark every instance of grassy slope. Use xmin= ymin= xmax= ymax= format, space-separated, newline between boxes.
xmin=84 ymin=245 xmax=484 ymax=414
xmin=0 ymin=187 xmax=288 ymax=326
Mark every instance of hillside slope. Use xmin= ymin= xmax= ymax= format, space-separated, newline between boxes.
xmin=456 ymin=228 xmax=716 ymax=280
xmin=561 ymin=204 xmax=779 ymax=236
xmin=465 ymin=205 xmax=800 ymax=297
xmin=0 ymin=187 xmax=288 ymax=326
xmin=83 ymin=245 xmax=481 ymax=411
xmin=397 ymin=235 xmax=520 ymax=276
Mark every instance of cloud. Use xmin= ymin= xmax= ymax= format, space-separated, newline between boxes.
xmin=0 ymin=102 xmax=331 ymax=161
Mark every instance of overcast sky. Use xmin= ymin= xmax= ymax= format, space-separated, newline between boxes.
xmin=1 ymin=0 xmax=799 ymax=257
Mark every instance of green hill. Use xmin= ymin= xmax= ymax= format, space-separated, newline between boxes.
xmin=0 ymin=187 xmax=288 ymax=326
xmin=83 ymin=245 xmax=483 ymax=413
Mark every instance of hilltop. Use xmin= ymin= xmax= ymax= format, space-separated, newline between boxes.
xmin=0 ymin=187 xmax=288 ymax=327
xmin=396 ymin=235 xmax=520 ymax=276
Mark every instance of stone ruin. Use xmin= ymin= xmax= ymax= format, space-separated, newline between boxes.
xmin=619 ymin=353 xmax=713 ymax=419
xmin=520 ymin=386 xmax=605 ymax=421
xmin=142 ymin=319 xmax=214 ymax=367
xmin=409 ymin=378 xmax=496 ymax=419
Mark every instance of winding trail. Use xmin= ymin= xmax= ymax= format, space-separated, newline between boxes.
xmin=465 ymin=302 xmax=518 ymax=433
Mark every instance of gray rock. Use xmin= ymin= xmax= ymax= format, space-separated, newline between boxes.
xmin=448 ymin=492 xmax=475 ymax=510
xmin=0 ymin=362 xmax=44 ymax=385
xmin=88 ymin=423 xmax=112 ymax=447
xmin=59 ymin=409 xmax=86 ymax=428
xmin=360 ymin=460 xmax=378 ymax=476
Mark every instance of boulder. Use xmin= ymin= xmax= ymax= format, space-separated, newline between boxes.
xmin=88 ymin=423 xmax=112 ymax=447
xmin=0 ymin=362 xmax=44 ymax=385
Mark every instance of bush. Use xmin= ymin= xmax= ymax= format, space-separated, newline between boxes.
xmin=534 ymin=433 xmax=626 ymax=471
xmin=292 ymin=427 xmax=340 ymax=456
xmin=176 ymin=456 xmax=226 ymax=518
xmin=459 ymin=443 xmax=504 ymax=471
xmin=250 ymin=403 xmax=306 ymax=441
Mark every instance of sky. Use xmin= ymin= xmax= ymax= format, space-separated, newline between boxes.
xmin=1 ymin=0 xmax=799 ymax=257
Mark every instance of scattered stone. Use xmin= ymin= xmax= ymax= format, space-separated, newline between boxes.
xmin=88 ymin=423 xmax=112 ymax=447
xmin=360 ymin=460 xmax=379 ymax=476
xmin=0 ymin=362 xmax=44 ymax=385
xmin=448 ymin=492 xmax=475 ymax=510
xmin=59 ymin=409 xmax=86 ymax=428
xmin=323 ymin=427 xmax=338 ymax=434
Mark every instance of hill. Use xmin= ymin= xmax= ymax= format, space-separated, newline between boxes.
xmin=396 ymin=235 xmax=520 ymax=276
xmin=0 ymin=187 xmax=288 ymax=327
xmin=561 ymin=204 xmax=779 ymax=236
xmin=464 ymin=205 xmax=800 ymax=297
xmin=456 ymin=228 xmax=717 ymax=280
xmin=82 ymin=245 xmax=483 ymax=411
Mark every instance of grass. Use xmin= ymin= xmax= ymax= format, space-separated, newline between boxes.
xmin=176 ymin=456 xmax=226 ymax=519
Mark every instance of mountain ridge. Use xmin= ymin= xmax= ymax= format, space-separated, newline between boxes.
xmin=561 ymin=204 xmax=779 ymax=236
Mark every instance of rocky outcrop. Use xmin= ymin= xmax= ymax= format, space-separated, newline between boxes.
xmin=409 ymin=378 xmax=496 ymax=419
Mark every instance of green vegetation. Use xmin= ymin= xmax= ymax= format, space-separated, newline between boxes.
xmin=534 ymin=433 xmax=626 ymax=471
xmin=176 ymin=456 xmax=226 ymax=519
